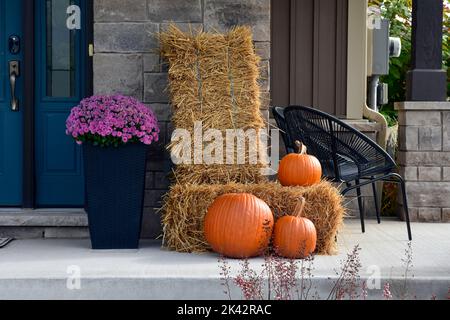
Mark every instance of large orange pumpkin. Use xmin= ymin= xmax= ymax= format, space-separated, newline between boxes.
xmin=204 ymin=193 xmax=274 ymax=258
xmin=273 ymin=197 xmax=317 ymax=259
xmin=278 ymin=141 xmax=322 ymax=186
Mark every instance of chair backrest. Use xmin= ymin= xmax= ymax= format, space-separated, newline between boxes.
xmin=271 ymin=107 xmax=295 ymax=153
xmin=283 ymin=106 xmax=395 ymax=181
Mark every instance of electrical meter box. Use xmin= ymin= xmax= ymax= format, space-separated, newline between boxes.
xmin=372 ymin=19 xmax=390 ymax=75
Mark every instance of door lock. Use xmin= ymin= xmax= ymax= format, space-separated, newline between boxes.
xmin=8 ymin=35 xmax=20 ymax=55
xmin=9 ymin=61 xmax=20 ymax=112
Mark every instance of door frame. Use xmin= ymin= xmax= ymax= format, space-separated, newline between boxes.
xmin=21 ymin=0 xmax=93 ymax=208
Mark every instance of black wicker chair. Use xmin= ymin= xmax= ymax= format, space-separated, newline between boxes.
xmin=272 ymin=106 xmax=412 ymax=240
xmin=272 ymin=106 xmax=295 ymax=154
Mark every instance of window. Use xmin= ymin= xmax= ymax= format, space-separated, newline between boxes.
xmin=46 ymin=0 xmax=76 ymax=97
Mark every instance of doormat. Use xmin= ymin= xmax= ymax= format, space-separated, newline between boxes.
xmin=0 ymin=238 xmax=13 ymax=248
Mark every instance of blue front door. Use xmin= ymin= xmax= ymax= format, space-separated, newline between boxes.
xmin=35 ymin=0 xmax=88 ymax=206
xmin=0 ymin=0 xmax=88 ymax=207
xmin=0 ymin=1 xmax=23 ymax=205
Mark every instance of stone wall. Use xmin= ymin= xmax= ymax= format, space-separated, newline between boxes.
xmin=93 ymin=0 xmax=271 ymax=237
xmin=396 ymin=102 xmax=450 ymax=222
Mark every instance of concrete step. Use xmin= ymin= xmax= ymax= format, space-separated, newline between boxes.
xmin=0 ymin=220 xmax=448 ymax=300
xmin=0 ymin=208 xmax=162 ymax=239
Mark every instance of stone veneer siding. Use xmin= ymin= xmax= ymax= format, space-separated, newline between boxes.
xmin=93 ymin=0 xmax=271 ymax=237
xmin=396 ymin=102 xmax=450 ymax=222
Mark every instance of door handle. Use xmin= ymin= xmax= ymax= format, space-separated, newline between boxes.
xmin=9 ymin=61 xmax=20 ymax=112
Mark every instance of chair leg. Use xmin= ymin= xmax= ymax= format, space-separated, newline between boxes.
xmin=398 ymin=176 xmax=412 ymax=241
xmin=371 ymin=179 xmax=381 ymax=224
xmin=355 ymin=179 xmax=365 ymax=233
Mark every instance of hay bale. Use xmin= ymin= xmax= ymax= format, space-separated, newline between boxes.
xmin=160 ymin=25 xmax=267 ymax=183
xmin=159 ymin=25 xmax=345 ymax=256
xmin=161 ymin=181 xmax=345 ymax=255
xmin=160 ymin=25 xmax=263 ymax=131
xmin=171 ymin=164 xmax=268 ymax=185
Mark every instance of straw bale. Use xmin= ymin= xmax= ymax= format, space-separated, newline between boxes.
xmin=161 ymin=181 xmax=345 ymax=256
xmin=160 ymin=25 xmax=267 ymax=183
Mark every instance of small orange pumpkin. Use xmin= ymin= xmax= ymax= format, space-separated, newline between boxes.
xmin=278 ymin=141 xmax=322 ymax=186
xmin=204 ymin=193 xmax=274 ymax=258
xmin=273 ymin=197 xmax=317 ymax=259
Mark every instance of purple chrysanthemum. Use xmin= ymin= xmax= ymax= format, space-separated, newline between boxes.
xmin=66 ymin=95 xmax=160 ymax=147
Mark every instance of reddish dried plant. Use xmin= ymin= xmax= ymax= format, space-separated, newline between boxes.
xmin=218 ymin=256 xmax=232 ymax=300
xmin=297 ymin=254 xmax=318 ymax=300
xmin=263 ymin=254 xmax=299 ymax=300
xmin=383 ymin=282 xmax=393 ymax=300
xmin=327 ymin=245 xmax=363 ymax=300
xmin=361 ymin=281 xmax=368 ymax=300
xmin=392 ymin=241 xmax=414 ymax=299
xmin=234 ymin=259 xmax=264 ymax=300
xmin=218 ymin=241 xmax=440 ymax=300
xmin=401 ymin=241 xmax=414 ymax=298
xmin=220 ymin=252 xmax=317 ymax=301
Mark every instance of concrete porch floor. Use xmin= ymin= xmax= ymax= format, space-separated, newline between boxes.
xmin=0 ymin=219 xmax=449 ymax=300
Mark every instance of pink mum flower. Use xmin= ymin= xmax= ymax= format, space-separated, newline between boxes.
xmin=66 ymin=95 xmax=160 ymax=147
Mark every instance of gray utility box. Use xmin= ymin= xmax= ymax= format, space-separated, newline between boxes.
xmin=372 ymin=19 xmax=390 ymax=75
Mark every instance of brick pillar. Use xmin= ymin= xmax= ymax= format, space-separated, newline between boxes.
xmin=396 ymin=102 xmax=450 ymax=222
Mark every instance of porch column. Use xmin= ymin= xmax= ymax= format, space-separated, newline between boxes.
xmin=397 ymin=0 xmax=449 ymax=223
xmin=406 ymin=0 xmax=446 ymax=101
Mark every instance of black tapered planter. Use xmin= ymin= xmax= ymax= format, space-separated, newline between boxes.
xmin=83 ymin=143 xmax=148 ymax=249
